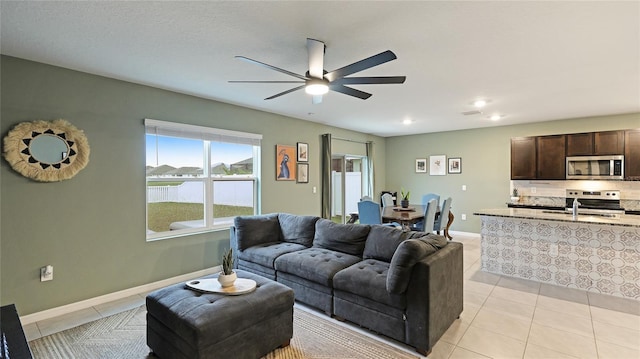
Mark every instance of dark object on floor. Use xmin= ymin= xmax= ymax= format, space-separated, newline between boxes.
xmin=1 ymin=304 xmax=33 ymax=359
xmin=146 ymin=270 xmax=294 ymax=359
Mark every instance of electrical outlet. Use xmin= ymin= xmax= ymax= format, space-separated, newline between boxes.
xmin=40 ymin=265 xmax=53 ymax=281
xmin=462 ymin=185 xmax=467 ymax=191
xmin=312 ymin=186 xmax=317 ymax=194
xmin=531 ymin=187 xmax=537 ymax=194
xmin=461 ymin=214 xmax=467 ymax=220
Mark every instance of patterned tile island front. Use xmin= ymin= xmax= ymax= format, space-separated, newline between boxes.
xmin=474 ymin=209 xmax=640 ymax=300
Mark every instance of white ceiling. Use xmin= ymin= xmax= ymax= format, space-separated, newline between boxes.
xmin=2 ymin=1 xmax=639 ymax=137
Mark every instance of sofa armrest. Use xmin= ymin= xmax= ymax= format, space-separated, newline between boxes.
xmin=404 ymin=241 xmax=463 ymax=354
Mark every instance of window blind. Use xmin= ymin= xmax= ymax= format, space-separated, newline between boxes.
xmin=144 ymin=118 xmax=262 ymax=146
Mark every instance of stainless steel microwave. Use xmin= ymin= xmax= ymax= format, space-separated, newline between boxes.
xmin=566 ymin=155 xmax=624 ymax=180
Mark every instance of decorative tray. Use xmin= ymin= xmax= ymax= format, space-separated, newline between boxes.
xmin=185 ymin=278 xmax=257 ymax=295
xmin=393 ymin=207 xmax=415 ymax=212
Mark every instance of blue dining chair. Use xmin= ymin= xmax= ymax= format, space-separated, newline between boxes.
xmin=421 ymin=193 xmax=440 ymax=207
xmin=413 ymin=193 xmax=440 ymax=230
xmin=434 ymin=197 xmax=452 ymax=236
xmin=357 ymin=200 xmax=400 ymax=227
xmin=410 ymin=198 xmax=438 ymax=232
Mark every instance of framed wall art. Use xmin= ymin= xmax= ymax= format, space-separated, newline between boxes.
xmin=297 ymin=163 xmax=309 ymax=183
xmin=297 ymin=142 xmax=308 ymax=162
xmin=276 ymin=144 xmax=296 ymax=181
xmin=415 ymin=158 xmax=427 ymax=173
xmin=448 ymin=157 xmax=462 ymax=174
xmin=429 ymin=155 xmax=446 ymax=176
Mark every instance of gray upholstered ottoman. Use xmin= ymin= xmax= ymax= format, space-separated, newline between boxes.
xmin=146 ymin=270 xmax=294 ymax=359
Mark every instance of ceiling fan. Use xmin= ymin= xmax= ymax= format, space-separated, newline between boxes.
xmin=230 ymin=38 xmax=406 ymax=104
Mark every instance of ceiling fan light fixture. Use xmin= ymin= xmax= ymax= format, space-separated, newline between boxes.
xmin=305 ymin=80 xmax=329 ymax=95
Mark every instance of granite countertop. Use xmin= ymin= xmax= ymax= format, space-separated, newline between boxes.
xmin=474 ymin=208 xmax=640 ymax=227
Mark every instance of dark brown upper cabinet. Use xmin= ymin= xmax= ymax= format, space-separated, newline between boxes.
xmin=536 ymin=135 xmax=566 ymax=180
xmin=567 ymin=130 xmax=624 ymax=156
xmin=511 ymin=137 xmax=537 ymax=179
xmin=594 ymin=130 xmax=624 ymax=155
xmin=625 ymin=129 xmax=640 ymax=180
xmin=566 ymin=132 xmax=593 ymax=156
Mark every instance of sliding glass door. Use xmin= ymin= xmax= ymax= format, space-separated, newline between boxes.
xmin=331 ymin=155 xmax=365 ymax=223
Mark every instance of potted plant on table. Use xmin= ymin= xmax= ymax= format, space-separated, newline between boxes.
xmin=218 ymin=248 xmax=237 ymax=287
xmin=511 ymin=188 xmax=520 ymax=203
xmin=400 ymin=188 xmax=410 ymax=208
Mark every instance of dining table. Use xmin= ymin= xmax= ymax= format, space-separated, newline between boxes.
xmin=381 ymin=204 xmax=454 ymax=239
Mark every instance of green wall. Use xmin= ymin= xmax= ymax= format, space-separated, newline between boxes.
xmin=2 ymin=55 xmax=637 ymax=316
xmin=385 ymin=113 xmax=640 ymax=232
xmin=0 ymin=56 xmax=386 ymax=315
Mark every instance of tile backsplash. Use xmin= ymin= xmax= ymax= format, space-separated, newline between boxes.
xmin=511 ymin=180 xmax=640 ymax=211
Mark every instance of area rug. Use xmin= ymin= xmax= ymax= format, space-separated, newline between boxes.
xmin=29 ymin=305 xmax=419 ymax=359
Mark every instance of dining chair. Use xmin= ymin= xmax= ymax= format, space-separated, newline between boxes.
xmin=434 ymin=197 xmax=452 ymax=236
xmin=357 ymin=200 xmax=400 ymax=227
xmin=421 ymin=193 xmax=440 ymax=207
xmin=410 ymin=198 xmax=438 ymax=232
xmin=381 ymin=193 xmax=395 ymax=207
xmin=413 ymin=193 xmax=440 ymax=230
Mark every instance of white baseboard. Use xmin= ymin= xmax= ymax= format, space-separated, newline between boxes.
xmin=20 ymin=266 xmax=221 ymax=325
xmin=448 ymin=231 xmax=481 ymax=238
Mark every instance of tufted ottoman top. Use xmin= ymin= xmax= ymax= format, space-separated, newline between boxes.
xmin=146 ymin=269 xmax=294 ymax=346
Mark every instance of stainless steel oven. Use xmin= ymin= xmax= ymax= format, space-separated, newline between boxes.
xmin=566 ymin=155 xmax=624 ymax=180
xmin=564 ymin=189 xmax=624 ymax=217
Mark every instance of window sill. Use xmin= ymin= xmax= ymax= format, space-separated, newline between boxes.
xmin=146 ymin=224 xmax=231 ymax=242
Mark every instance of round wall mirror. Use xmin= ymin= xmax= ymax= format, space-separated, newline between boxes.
xmin=3 ymin=119 xmax=90 ymax=182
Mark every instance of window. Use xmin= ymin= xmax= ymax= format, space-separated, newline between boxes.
xmin=145 ymin=119 xmax=262 ymax=240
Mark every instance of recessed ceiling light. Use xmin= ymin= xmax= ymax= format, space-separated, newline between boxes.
xmin=473 ymin=99 xmax=487 ymax=108
xmin=490 ymin=114 xmax=502 ymax=121
xmin=402 ymin=119 xmax=412 ymax=125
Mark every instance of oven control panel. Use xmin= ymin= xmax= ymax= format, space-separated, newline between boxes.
xmin=566 ymin=190 xmax=619 ymax=199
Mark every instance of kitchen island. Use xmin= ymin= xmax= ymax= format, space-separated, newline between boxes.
xmin=474 ymin=208 xmax=640 ymax=300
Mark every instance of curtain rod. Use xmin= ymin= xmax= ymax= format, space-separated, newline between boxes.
xmin=331 ymin=136 xmax=372 ymax=145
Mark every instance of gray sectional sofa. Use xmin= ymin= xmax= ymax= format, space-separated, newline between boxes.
xmin=230 ymin=213 xmax=463 ymax=356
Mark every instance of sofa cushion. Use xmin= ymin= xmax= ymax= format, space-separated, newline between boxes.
xmin=238 ymin=241 xmax=307 ymax=269
xmin=312 ymin=219 xmax=370 ymax=256
xmin=363 ymin=226 xmax=428 ymax=262
xmin=278 ymin=213 xmax=319 ymax=247
xmin=387 ymin=234 xmax=448 ymax=294
xmin=333 ymin=259 xmax=406 ymax=309
xmin=234 ymin=213 xmax=280 ymax=251
xmin=275 ymin=248 xmax=362 ymax=287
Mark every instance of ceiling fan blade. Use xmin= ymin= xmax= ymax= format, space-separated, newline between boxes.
xmin=329 ymin=84 xmax=372 ymax=100
xmin=325 ymin=50 xmax=398 ymax=82
xmin=331 ymin=76 xmax=406 ymax=85
xmin=312 ymin=95 xmax=323 ymax=104
xmin=235 ymin=56 xmax=308 ymax=81
xmin=264 ymin=85 xmax=306 ymax=100
xmin=307 ymin=38 xmax=325 ymax=79
xmin=229 ymin=80 xmax=304 ymax=83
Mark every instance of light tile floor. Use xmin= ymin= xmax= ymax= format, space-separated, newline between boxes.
xmin=23 ymin=234 xmax=640 ymax=358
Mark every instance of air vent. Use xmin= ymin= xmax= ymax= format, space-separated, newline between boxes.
xmin=462 ymin=110 xmax=482 ymax=116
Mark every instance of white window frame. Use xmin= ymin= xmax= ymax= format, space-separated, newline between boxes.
xmin=145 ymin=119 xmax=262 ymax=241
